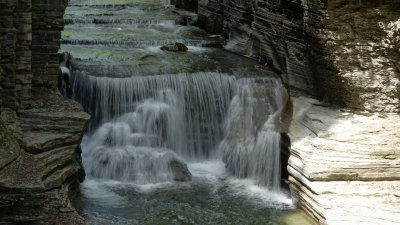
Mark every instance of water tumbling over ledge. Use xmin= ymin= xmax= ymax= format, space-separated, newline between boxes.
xmin=61 ymin=70 xmax=288 ymax=190
xmin=55 ymin=1 xmax=319 ymax=223
xmin=220 ymin=78 xmax=288 ymax=189
xmin=66 ymin=72 xmax=235 ymax=157
xmin=57 ymin=4 xmax=302 ymax=220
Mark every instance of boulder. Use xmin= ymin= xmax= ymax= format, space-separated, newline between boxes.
xmin=160 ymin=42 xmax=188 ymax=52
xmin=169 ymin=159 xmax=192 ymax=182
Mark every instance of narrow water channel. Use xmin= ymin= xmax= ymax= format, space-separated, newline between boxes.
xmin=60 ymin=0 xmax=316 ymax=224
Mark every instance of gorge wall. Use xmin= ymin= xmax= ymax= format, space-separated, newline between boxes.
xmin=0 ymin=0 xmax=89 ymax=224
xmin=316 ymin=0 xmax=400 ymax=112
xmin=172 ymin=0 xmax=400 ymax=112
xmin=172 ymin=0 xmax=321 ymax=97
xmin=172 ymin=0 xmax=400 ymax=224
xmin=1 ymin=0 xmax=399 ymax=224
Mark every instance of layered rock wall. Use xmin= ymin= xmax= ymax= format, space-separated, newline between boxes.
xmin=0 ymin=0 xmax=31 ymax=108
xmin=32 ymin=0 xmax=67 ymax=88
xmin=0 ymin=0 xmax=90 ymax=224
xmin=173 ymin=0 xmax=324 ymax=96
xmin=316 ymin=0 xmax=400 ymax=112
xmin=288 ymin=97 xmax=400 ymax=225
xmin=173 ymin=0 xmax=400 ymax=113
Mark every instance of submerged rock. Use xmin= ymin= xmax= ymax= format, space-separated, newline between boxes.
xmin=169 ymin=159 xmax=192 ymax=182
xmin=160 ymin=42 xmax=188 ymax=52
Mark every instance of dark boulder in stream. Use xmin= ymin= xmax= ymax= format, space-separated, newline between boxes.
xmin=170 ymin=159 xmax=192 ymax=182
xmin=160 ymin=42 xmax=189 ymax=52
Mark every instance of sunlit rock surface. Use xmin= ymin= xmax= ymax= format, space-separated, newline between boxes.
xmin=316 ymin=0 xmax=400 ymax=113
xmin=288 ymin=97 xmax=400 ymax=225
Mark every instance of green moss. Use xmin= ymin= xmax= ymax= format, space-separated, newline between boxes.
xmin=15 ymin=155 xmax=22 ymax=163
xmin=62 ymin=29 xmax=78 ymax=36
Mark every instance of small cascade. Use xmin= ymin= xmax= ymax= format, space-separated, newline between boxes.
xmin=83 ymin=112 xmax=191 ymax=183
xmin=61 ymin=0 xmax=289 ymax=190
xmin=220 ymin=78 xmax=288 ymax=191
xmin=64 ymin=71 xmax=236 ymax=159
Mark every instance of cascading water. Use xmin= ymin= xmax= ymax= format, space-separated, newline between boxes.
xmin=220 ymin=78 xmax=288 ymax=190
xmin=62 ymin=69 xmax=287 ymax=189
xmin=68 ymin=72 xmax=235 ymax=158
xmin=58 ymin=0 xmax=313 ymax=224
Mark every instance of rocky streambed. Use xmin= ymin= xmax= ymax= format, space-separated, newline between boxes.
xmin=57 ymin=0 xmax=316 ymax=224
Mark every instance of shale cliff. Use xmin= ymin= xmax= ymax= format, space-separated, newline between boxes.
xmin=173 ymin=0 xmax=322 ymax=96
xmin=172 ymin=0 xmax=400 ymax=224
xmin=172 ymin=0 xmax=400 ymax=112
xmin=0 ymin=0 xmax=90 ymax=224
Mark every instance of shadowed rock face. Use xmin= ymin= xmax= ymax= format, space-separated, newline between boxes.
xmin=173 ymin=0 xmax=400 ymax=113
xmin=173 ymin=0 xmax=321 ymax=97
xmin=315 ymin=0 xmax=400 ymax=113
xmin=170 ymin=159 xmax=192 ymax=181
xmin=0 ymin=0 xmax=90 ymax=224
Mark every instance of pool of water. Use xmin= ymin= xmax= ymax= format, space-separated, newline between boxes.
xmin=78 ymin=161 xmax=315 ymax=225
xmin=62 ymin=1 xmax=317 ymax=224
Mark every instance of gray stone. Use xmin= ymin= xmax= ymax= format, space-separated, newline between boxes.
xmin=160 ymin=42 xmax=189 ymax=52
xmin=169 ymin=159 xmax=192 ymax=182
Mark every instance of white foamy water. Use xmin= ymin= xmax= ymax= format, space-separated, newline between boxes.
xmin=81 ymin=159 xmax=294 ymax=209
xmin=61 ymin=1 xmax=309 ymax=224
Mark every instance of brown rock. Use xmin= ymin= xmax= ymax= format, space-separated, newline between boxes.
xmin=160 ymin=42 xmax=189 ymax=52
xmin=169 ymin=159 xmax=192 ymax=182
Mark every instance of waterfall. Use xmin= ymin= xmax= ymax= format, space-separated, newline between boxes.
xmin=61 ymin=0 xmax=289 ymax=188
xmin=66 ymin=71 xmax=236 ymax=159
xmin=220 ymin=78 xmax=288 ymax=191
xmin=61 ymin=69 xmax=288 ymax=188
xmin=82 ymin=113 xmax=191 ymax=183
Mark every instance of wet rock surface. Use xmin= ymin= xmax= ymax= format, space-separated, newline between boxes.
xmin=169 ymin=159 xmax=192 ymax=181
xmin=173 ymin=0 xmax=320 ymax=96
xmin=160 ymin=42 xmax=189 ymax=51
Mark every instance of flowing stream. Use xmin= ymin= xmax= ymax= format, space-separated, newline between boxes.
xmin=60 ymin=0 xmax=316 ymax=224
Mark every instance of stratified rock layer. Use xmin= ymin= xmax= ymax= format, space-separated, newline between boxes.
xmin=173 ymin=0 xmax=322 ymax=96
xmin=173 ymin=0 xmax=400 ymax=113
xmin=0 ymin=0 xmax=90 ymax=224
xmin=0 ymin=93 xmax=90 ymax=225
xmin=288 ymin=97 xmax=400 ymax=225
xmin=315 ymin=0 xmax=400 ymax=113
